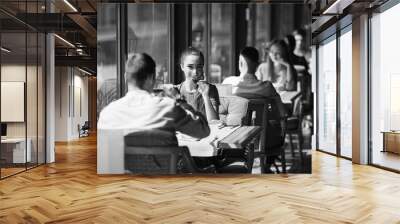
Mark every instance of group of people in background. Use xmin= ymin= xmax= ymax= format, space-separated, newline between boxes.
xmin=98 ymin=27 xmax=311 ymax=170
xmin=167 ymin=27 xmax=311 ymax=122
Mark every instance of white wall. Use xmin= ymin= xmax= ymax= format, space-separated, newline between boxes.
xmin=55 ymin=66 xmax=69 ymax=141
xmin=55 ymin=67 xmax=89 ymax=141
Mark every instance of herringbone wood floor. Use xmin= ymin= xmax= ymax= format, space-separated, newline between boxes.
xmin=1 ymin=135 xmax=400 ymax=223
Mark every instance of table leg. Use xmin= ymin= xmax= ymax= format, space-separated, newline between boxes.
xmin=244 ymin=143 xmax=255 ymax=174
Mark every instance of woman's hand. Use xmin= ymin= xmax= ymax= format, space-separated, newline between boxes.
xmin=163 ymin=86 xmax=181 ymax=99
xmin=275 ymin=56 xmax=290 ymax=67
xmin=197 ymin=81 xmax=210 ymax=97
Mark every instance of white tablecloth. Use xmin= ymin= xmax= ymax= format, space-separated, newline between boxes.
xmin=177 ymin=124 xmax=240 ymax=157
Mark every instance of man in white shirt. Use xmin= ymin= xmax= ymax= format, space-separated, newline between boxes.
xmin=98 ymin=53 xmax=210 ymax=139
xmin=222 ymin=47 xmax=286 ymax=117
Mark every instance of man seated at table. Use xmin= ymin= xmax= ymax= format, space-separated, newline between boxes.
xmin=222 ymin=47 xmax=288 ymax=173
xmin=98 ymin=53 xmax=210 ymax=140
xmin=222 ymin=46 xmax=286 ymax=117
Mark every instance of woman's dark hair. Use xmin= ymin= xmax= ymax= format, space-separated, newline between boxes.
xmin=125 ymin=53 xmax=156 ymax=88
xmin=293 ymin=28 xmax=306 ymax=38
xmin=180 ymin=46 xmax=204 ymax=65
xmin=284 ymin=34 xmax=296 ymax=53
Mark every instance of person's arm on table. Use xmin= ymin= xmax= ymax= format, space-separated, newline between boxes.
xmin=173 ymin=100 xmax=210 ymax=139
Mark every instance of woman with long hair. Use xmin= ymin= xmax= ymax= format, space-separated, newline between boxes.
xmin=174 ymin=47 xmax=219 ymax=121
xmin=256 ymin=40 xmax=297 ymax=91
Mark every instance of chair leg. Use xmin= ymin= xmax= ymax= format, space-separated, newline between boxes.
xmin=263 ymin=156 xmax=274 ymax=174
xmin=289 ymin=134 xmax=295 ymax=157
xmin=281 ymin=149 xmax=286 ymax=173
xmin=297 ymin=130 xmax=304 ymax=173
xmin=260 ymin=155 xmax=267 ymax=173
xmin=245 ymin=143 xmax=255 ymax=174
xmin=274 ymin=162 xmax=280 ymax=174
xmin=298 ymin=130 xmax=304 ymax=155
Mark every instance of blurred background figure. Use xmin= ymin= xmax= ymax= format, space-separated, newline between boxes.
xmin=256 ymin=40 xmax=297 ymax=92
xmin=293 ymin=28 xmax=311 ymax=69
xmin=284 ymin=34 xmax=309 ymax=72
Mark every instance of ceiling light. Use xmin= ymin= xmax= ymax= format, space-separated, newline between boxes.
xmin=1 ymin=47 xmax=11 ymax=53
xmin=54 ymin=34 xmax=75 ymax=48
xmin=78 ymin=67 xmax=92 ymax=76
xmin=63 ymin=0 xmax=78 ymax=12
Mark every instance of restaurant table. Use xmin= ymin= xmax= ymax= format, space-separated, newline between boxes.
xmin=97 ymin=125 xmax=262 ymax=174
xmin=178 ymin=124 xmax=262 ymax=157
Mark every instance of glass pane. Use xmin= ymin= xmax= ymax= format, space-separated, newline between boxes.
xmin=210 ymin=4 xmax=233 ymax=83
xmin=192 ymin=4 xmax=206 ymax=54
xmin=255 ymin=4 xmax=271 ymax=59
xmin=339 ymin=28 xmax=352 ymax=158
xmin=127 ymin=4 xmax=169 ymax=88
xmin=317 ymin=36 xmax=337 ymax=154
xmin=371 ymin=4 xmax=400 ymax=171
xmin=1 ymin=32 xmax=27 ymax=177
xmin=27 ymin=32 xmax=38 ymax=168
xmin=97 ymin=3 xmax=119 ymax=118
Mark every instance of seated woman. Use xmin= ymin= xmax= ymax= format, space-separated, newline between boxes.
xmin=223 ymin=46 xmax=287 ymax=118
xmin=256 ymin=40 xmax=297 ymax=91
xmin=174 ymin=47 xmax=220 ymax=122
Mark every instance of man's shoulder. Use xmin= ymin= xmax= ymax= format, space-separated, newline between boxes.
xmin=100 ymin=93 xmax=177 ymax=113
xmin=222 ymin=76 xmax=240 ymax=85
xmin=98 ymin=98 xmax=122 ymax=114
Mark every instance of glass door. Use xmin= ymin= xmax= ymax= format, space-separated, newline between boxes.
xmin=317 ymin=35 xmax=337 ymax=155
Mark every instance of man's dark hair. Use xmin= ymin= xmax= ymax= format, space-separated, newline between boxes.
xmin=240 ymin=46 xmax=259 ymax=73
xmin=125 ymin=53 xmax=156 ymax=89
xmin=180 ymin=46 xmax=204 ymax=65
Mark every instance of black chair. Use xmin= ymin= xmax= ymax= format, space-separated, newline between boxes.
xmin=216 ymin=97 xmax=287 ymax=174
xmin=244 ymin=98 xmax=287 ymax=174
xmin=214 ymin=97 xmax=256 ymax=173
xmin=286 ymin=72 xmax=312 ymax=166
xmin=124 ymin=129 xmax=214 ymax=174
xmin=286 ymin=94 xmax=303 ymax=158
xmin=78 ymin=121 xmax=90 ymax=138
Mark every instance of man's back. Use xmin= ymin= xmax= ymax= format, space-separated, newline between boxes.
xmin=98 ymin=89 xmax=210 ymax=139
xmin=223 ymin=74 xmax=277 ymax=99
xmin=223 ymin=74 xmax=287 ymax=118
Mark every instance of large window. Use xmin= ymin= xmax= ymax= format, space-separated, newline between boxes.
xmin=210 ymin=4 xmax=233 ymax=83
xmin=316 ymin=23 xmax=353 ymax=159
xmin=317 ymin=35 xmax=337 ymax=154
xmin=370 ymin=3 xmax=400 ymax=171
xmin=192 ymin=4 xmax=233 ymax=83
xmin=339 ymin=27 xmax=352 ymax=158
xmin=97 ymin=3 xmax=119 ymax=116
xmin=127 ymin=4 xmax=169 ymax=88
